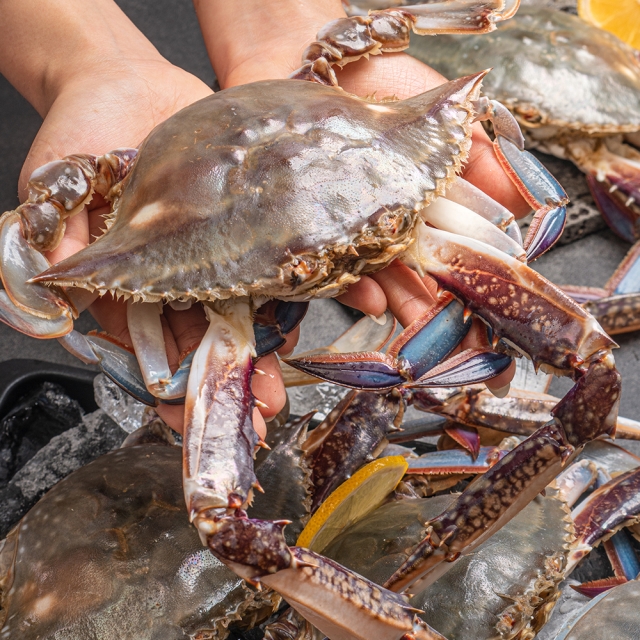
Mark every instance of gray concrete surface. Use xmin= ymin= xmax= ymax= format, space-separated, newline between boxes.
xmin=1 ymin=0 xmax=640 ymax=422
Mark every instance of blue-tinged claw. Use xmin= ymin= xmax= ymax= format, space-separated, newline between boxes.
xmin=85 ymin=333 xmax=159 ymax=406
xmin=283 ymin=352 xmax=406 ymax=390
xmin=494 ymin=135 xmax=569 ymax=259
xmin=604 ymin=529 xmax=640 ymax=581
xmin=410 ymin=348 xmax=512 ymax=388
xmin=496 ymin=136 xmax=568 ymax=209
xmin=157 ymin=350 xmax=193 ymax=401
xmin=605 ymin=240 xmax=640 ymax=295
xmin=525 ymin=205 xmax=567 ymax=262
xmin=389 ymin=293 xmax=471 ymax=381
xmin=587 ymin=172 xmax=640 ymax=244
xmin=254 ymin=301 xmax=309 ymax=357
xmin=406 ymin=445 xmax=506 ymax=475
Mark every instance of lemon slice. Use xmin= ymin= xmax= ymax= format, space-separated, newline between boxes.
xmin=296 ymin=455 xmax=408 ymax=553
xmin=578 ymin=0 xmax=640 ymax=50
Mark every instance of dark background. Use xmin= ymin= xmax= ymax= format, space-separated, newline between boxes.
xmin=1 ymin=0 xmax=639 ymax=417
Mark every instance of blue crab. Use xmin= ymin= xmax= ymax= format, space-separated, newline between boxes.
xmin=0 ymin=2 xmax=623 ymax=638
xmin=401 ymin=6 xmax=640 ymax=243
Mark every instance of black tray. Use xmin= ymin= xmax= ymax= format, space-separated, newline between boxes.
xmin=0 ymin=359 xmax=98 ymax=421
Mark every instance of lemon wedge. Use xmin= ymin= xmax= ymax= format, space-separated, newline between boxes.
xmin=296 ymin=455 xmax=408 ymax=553
xmin=578 ymin=0 xmax=640 ymax=50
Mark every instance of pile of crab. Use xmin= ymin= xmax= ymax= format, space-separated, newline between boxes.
xmin=4 ymin=360 xmax=640 ymax=639
xmin=2 ymin=0 xmax=640 ymax=638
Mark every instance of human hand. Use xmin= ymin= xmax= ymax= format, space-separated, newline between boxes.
xmin=1 ymin=0 xmax=291 ymax=437
xmin=195 ymin=0 xmax=530 ymax=392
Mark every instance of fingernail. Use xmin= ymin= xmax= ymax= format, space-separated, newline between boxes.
xmin=367 ymin=312 xmax=388 ymax=326
xmin=488 ymin=382 xmax=510 ymax=398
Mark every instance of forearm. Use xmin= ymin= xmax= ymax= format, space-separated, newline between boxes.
xmin=0 ymin=0 xmax=161 ymax=116
xmin=193 ymin=0 xmax=345 ymax=88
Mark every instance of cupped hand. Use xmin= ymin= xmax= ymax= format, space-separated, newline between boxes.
xmin=197 ymin=0 xmax=530 ymax=393
xmin=19 ymin=57 xmax=288 ymax=437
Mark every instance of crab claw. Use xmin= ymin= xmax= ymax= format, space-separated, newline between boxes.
xmin=577 ymin=139 xmax=640 ymax=243
xmin=285 ymin=297 xmax=513 ymax=392
xmin=409 ymin=347 xmax=512 ymax=388
xmin=254 ymin=300 xmax=309 ymax=357
xmin=567 ymin=465 xmax=640 ymax=574
xmin=262 ymin=548 xmax=446 ymax=640
xmin=471 ymin=97 xmax=569 ymax=261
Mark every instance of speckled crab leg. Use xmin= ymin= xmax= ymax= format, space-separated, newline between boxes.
xmin=183 ymin=303 xmax=450 ymax=639
xmin=303 ymin=389 xmax=404 ymax=511
xmin=365 ymin=222 xmax=623 ymax=592
xmin=0 ymin=149 xmax=137 ymax=341
xmin=472 ymin=96 xmax=570 ymax=260
xmin=410 ymin=385 xmax=640 ymax=441
xmin=182 ymin=301 xmax=260 ymax=522
xmin=384 ymin=355 xmax=620 ymax=593
xmin=291 ymin=1 xmax=518 ymax=85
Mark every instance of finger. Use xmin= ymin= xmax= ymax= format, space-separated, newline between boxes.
xmin=45 ymin=208 xmax=90 ymax=265
xmin=253 ymin=352 xmax=287 ymax=421
xmin=277 ymin=325 xmax=300 ymax=358
xmin=370 ymin=260 xmax=436 ymax=327
xmin=89 ymin=294 xmax=131 ymax=345
xmin=484 ymin=359 xmax=515 ymax=394
xmin=336 ymin=53 xmax=529 ymax=216
xmin=336 ymin=275 xmax=387 ymax=318
xmin=460 ymin=319 xmax=515 ymax=393
xmin=155 ymin=403 xmax=186 ymax=434
xmin=162 ymin=304 xmax=209 ymax=368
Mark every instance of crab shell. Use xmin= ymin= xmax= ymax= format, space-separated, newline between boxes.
xmin=409 ymin=7 xmax=640 ymax=137
xmin=323 ymin=492 xmax=573 ymax=640
xmin=37 ymin=77 xmax=479 ymax=304
xmin=0 ymin=444 xmax=278 ymax=639
xmin=552 ymin=579 xmax=640 ymax=640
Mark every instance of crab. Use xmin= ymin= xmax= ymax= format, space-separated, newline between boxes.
xmin=404 ymin=6 xmax=640 ymax=242
xmin=324 ymin=490 xmax=573 ymax=640
xmin=548 ymin=578 xmax=640 ymax=640
xmin=0 ymin=434 xmax=281 ymax=639
xmin=0 ymin=2 xmax=624 ymax=638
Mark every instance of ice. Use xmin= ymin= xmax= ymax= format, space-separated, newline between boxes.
xmin=287 ymin=381 xmax=350 ymax=420
xmin=94 ymin=374 xmax=148 ymax=433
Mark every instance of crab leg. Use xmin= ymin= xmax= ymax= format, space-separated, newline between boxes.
xmin=0 ymin=149 xmax=137 ymax=340
xmin=290 ymin=2 xmax=517 ymax=86
xmin=303 ymin=389 xmax=404 ymax=511
xmin=445 ymin=176 xmax=522 ymax=245
xmin=566 ymin=465 xmax=640 ymax=575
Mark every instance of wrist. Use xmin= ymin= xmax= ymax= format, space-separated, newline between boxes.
xmin=0 ymin=0 xmax=163 ymax=116
xmin=193 ymin=0 xmax=345 ymax=88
